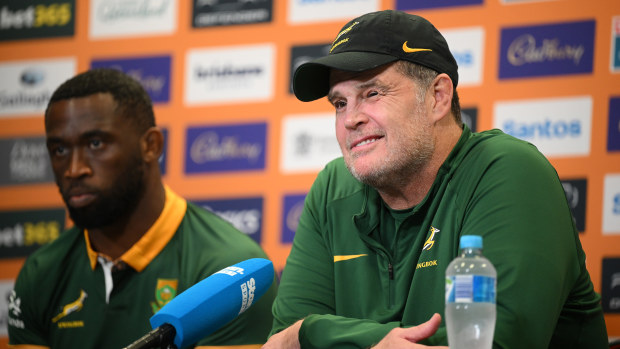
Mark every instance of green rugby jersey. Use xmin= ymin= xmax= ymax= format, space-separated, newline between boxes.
xmin=8 ymin=187 xmax=277 ymax=349
xmin=271 ymin=126 xmax=607 ymax=348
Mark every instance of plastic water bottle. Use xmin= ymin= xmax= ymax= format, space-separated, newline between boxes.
xmin=445 ymin=235 xmax=496 ymax=349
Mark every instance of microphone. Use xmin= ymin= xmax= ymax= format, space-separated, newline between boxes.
xmin=123 ymin=258 xmax=274 ymax=349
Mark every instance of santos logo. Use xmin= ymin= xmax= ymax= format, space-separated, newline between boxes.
xmin=494 ymin=96 xmax=592 ymax=157
xmin=502 ymin=119 xmax=580 ymax=139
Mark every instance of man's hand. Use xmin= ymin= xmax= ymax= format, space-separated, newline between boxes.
xmin=371 ymin=313 xmax=448 ymax=349
xmin=261 ymin=319 xmax=303 ymax=349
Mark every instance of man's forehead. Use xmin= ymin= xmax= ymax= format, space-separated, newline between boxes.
xmin=327 ymin=64 xmax=398 ymax=97
xmin=45 ymin=94 xmax=122 ymax=131
xmin=330 ymin=65 xmax=383 ymax=82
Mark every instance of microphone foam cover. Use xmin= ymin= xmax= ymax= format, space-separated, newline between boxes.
xmin=150 ymin=258 xmax=274 ymax=348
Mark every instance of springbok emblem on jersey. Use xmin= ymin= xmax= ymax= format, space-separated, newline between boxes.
xmin=423 ymin=226 xmax=440 ymax=251
xmin=52 ymin=289 xmax=88 ymax=323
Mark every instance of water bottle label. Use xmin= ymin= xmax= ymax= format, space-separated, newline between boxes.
xmin=445 ymin=275 xmax=496 ymax=303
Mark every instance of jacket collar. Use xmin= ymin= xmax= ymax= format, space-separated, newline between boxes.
xmin=352 ymin=125 xmax=471 ymax=235
xmin=85 ymin=185 xmax=187 ymax=271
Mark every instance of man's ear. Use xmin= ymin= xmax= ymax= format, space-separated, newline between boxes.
xmin=429 ymin=74 xmax=454 ymax=123
xmin=141 ymin=127 xmax=164 ymax=163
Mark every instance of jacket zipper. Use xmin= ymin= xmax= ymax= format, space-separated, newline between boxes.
xmin=388 ymin=262 xmax=395 ymax=308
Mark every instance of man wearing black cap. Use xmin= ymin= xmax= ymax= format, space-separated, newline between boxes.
xmin=263 ymin=10 xmax=608 ymax=349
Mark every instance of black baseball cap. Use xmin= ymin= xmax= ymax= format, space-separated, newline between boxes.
xmin=293 ymin=10 xmax=459 ymax=102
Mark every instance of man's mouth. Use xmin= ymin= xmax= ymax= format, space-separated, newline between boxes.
xmin=64 ymin=188 xmax=96 ymax=209
xmin=352 ymin=136 xmax=383 ymax=149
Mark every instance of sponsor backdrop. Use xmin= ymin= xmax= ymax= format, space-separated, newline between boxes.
xmin=0 ymin=0 xmax=619 ymax=343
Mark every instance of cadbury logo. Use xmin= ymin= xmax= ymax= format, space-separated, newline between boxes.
xmin=190 ymin=132 xmax=262 ymax=164
xmin=507 ymin=34 xmax=585 ymax=66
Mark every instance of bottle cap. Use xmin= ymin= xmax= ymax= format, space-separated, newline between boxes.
xmin=460 ymin=235 xmax=483 ymax=249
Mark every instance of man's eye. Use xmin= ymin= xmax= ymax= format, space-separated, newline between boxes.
xmin=333 ymin=100 xmax=346 ymax=109
xmin=52 ymin=146 xmax=67 ymax=156
xmin=89 ymin=139 xmax=103 ymax=149
xmin=367 ymin=91 xmax=379 ymax=98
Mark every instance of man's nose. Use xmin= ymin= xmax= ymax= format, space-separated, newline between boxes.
xmin=64 ymin=150 xmax=92 ymax=179
xmin=343 ymin=104 xmax=369 ymax=129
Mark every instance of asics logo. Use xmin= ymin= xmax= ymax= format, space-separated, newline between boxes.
xmin=402 ymin=41 xmax=432 ymax=53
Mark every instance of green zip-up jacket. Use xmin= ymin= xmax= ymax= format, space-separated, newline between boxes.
xmin=271 ymin=126 xmax=607 ymax=348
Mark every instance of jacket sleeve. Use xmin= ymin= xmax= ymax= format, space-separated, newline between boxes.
xmin=457 ymin=138 xmax=605 ymax=348
xmin=270 ymin=166 xmax=399 ymax=348
xmin=8 ymin=259 xmax=49 ymax=347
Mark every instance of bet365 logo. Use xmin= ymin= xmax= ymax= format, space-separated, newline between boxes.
xmin=0 ymin=3 xmax=72 ymax=29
